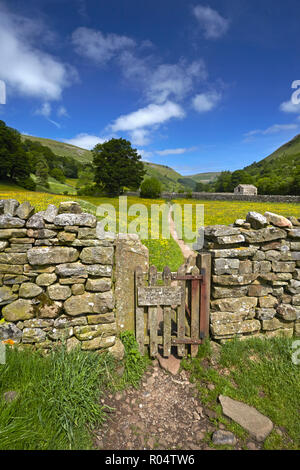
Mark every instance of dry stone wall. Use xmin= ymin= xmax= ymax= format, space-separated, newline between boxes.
xmin=1 ymin=198 xmax=299 ymax=352
xmin=125 ymin=191 xmax=300 ymax=203
xmin=0 ymin=199 xmax=147 ymax=358
xmin=202 ymin=211 xmax=300 ymax=342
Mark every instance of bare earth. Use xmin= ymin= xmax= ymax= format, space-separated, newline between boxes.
xmin=93 ymin=361 xmax=261 ymax=451
xmin=168 ymin=206 xmax=197 ymax=261
xmin=92 ymin=208 xmax=263 ymax=451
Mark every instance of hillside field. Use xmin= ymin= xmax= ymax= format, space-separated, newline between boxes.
xmin=0 ymin=182 xmax=299 ymax=269
xmin=21 ymin=134 xmax=212 ymax=191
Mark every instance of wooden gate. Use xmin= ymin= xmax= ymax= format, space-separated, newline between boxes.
xmin=135 ymin=254 xmax=211 ymax=358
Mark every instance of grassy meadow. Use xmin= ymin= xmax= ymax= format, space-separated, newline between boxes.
xmin=173 ymin=198 xmax=300 ymax=243
xmin=0 ymin=182 xmax=299 ymax=270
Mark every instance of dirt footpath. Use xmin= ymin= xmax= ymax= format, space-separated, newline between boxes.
xmin=93 ymin=361 xmax=260 ymax=451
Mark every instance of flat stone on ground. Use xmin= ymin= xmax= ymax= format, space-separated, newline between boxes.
xmin=219 ymin=395 xmax=273 ymax=442
xmin=3 ymin=391 xmax=19 ymax=403
xmin=157 ymin=352 xmax=181 ymax=375
xmin=212 ymin=430 xmax=236 ymax=446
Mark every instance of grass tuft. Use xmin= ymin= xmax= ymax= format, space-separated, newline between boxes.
xmin=182 ymin=336 xmax=300 ymax=450
xmin=0 ymin=339 xmax=149 ymax=450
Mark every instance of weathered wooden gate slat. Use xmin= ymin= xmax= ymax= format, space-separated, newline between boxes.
xmin=163 ymin=307 xmax=171 ymax=357
xmin=162 ymin=266 xmax=172 ymax=357
xmin=177 ymin=264 xmax=187 ymax=358
xmin=149 ymin=266 xmax=158 ymax=357
xmin=191 ymin=265 xmax=200 ymax=358
xmin=134 ymin=253 xmax=211 ymax=358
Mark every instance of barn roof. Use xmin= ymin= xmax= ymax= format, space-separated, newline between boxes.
xmin=236 ymin=184 xmax=257 ymax=189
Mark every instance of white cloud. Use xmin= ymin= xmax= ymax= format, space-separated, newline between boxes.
xmin=109 ymin=101 xmax=185 ymax=146
xmin=72 ymin=27 xmax=208 ymax=105
xmin=245 ymin=123 xmax=298 ymax=138
xmin=77 ymin=0 xmax=88 ymax=19
xmin=0 ymin=5 xmax=75 ymax=101
xmin=192 ymin=91 xmax=221 ymax=112
xmin=156 ymin=147 xmax=197 ymax=156
xmin=64 ymin=133 xmax=105 ymax=150
xmin=57 ymin=106 xmax=69 ymax=117
xmin=130 ymin=129 xmax=151 ymax=146
xmin=111 ymin=101 xmax=185 ymax=132
xmin=35 ymin=102 xmax=51 ymax=118
xmin=34 ymin=102 xmax=61 ymax=128
xmin=119 ymin=51 xmax=207 ymax=104
xmin=193 ymin=5 xmax=230 ymax=39
xmin=72 ymin=27 xmax=136 ymax=65
xmin=48 ymin=119 xmax=61 ymax=129
xmin=136 ymin=149 xmax=154 ymax=161
xmin=72 ymin=26 xmax=213 ymax=144
xmin=145 ymin=60 xmax=207 ymax=104
xmin=280 ymin=99 xmax=300 ymax=114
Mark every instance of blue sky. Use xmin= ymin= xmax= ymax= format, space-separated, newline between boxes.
xmin=1 ymin=0 xmax=300 ymax=175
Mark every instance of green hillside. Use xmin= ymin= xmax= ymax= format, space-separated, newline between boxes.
xmin=21 ymin=134 xmax=220 ymax=192
xmin=21 ymin=135 xmax=92 ymax=164
xmin=185 ymin=172 xmax=220 ymax=183
xmin=260 ymin=133 xmax=300 ymax=163
xmin=214 ymin=133 xmax=300 ymax=195
xmin=21 ymin=135 xmax=188 ymax=190
xmin=143 ymin=162 xmax=185 ymax=191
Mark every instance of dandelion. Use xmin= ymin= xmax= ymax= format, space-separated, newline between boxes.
xmin=2 ymin=339 xmax=15 ymax=346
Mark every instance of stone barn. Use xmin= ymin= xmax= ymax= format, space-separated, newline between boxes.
xmin=234 ymin=184 xmax=257 ymax=195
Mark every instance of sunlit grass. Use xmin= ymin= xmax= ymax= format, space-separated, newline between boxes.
xmin=4 ymin=187 xmax=297 ymax=270
xmin=173 ymin=198 xmax=300 ymax=226
xmin=0 ymin=333 xmax=149 ymax=450
xmin=0 ymin=186 xmax=185 ymax=270
xmin=182 ymin=337 xmax=300 ymax=450
xmin=172 ymin=198 xmax=300 ymax=243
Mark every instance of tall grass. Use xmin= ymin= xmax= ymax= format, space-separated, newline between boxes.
xmin=0 ymin=332 xmax=149 ymax=450
xmin=182 ymin=337 xmax=300 ymax=449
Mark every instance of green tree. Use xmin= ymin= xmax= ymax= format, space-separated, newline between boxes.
xmin=195 ymin=182 xmax=206 ymax=192
xmin=291 ymin=166 xmax=300 ymax=194
xmin=0 ymin=120 xmax=34 ymax=188
xmin=76 ymin=165 xmax=94 ymax=189
xmin=92 ymin=138 xmax=145 ymax=196
xmin=140 ymin=177 xmax=162 ymax=198
xmin=36 ymin=159 xmax=49 ymax=188
xmin=214 ymin=171 xmax=232 ymax=192
xmin=50 ymin=167 xmax=66 ymax=183
xmin=230 ymin=170 xmax=254 ymax=190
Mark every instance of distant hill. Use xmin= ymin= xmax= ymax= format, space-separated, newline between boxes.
xmin=244 ymin=133 xmax=300 ymax=178
xmin=21 ymin=135 xmax=92 ymax=164
xmin=21 ymin=134 xmax=218 ymax=191
xmin=213 ymin=133 xmax=300 ymax=195
xmin=143 ymin=162 xmax=185 ymax=191
xmin=259 ymin=133 xmax=300 ymax=163
xmin=185 ymin=172 xmax=221 ymax=183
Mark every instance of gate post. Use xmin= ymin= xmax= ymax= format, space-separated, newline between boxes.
xmin=196 ymin=253 xmax=211 ymax=340
xmin=114 ymin=234 xmax=149 ymax=333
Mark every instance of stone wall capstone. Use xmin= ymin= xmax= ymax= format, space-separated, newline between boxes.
xmin=198 ymin=210 xmax=300 ymax=342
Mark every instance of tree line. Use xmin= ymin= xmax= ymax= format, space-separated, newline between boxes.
xmin=0 ymin=120 xmax=84 ymax=191
xmin=0 ymin=120 xmax=148 ymax=196
xmin=197 ymin=153 xmax=300 ymax=195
